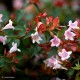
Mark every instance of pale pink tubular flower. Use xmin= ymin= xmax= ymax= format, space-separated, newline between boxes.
xmin=9 ymin=42 xmax=21 ymax=53
xmin=44 ymin=56 xmax=60 ymax=68
xmin=50 ymin=36 xmax=61 ymax=47
xmin=31 ymin=31 xmax=42 ymax=44
xmin=44 ymin=56 xmax=67 ymax=70
xmin=2 ymin=19 xmax=14 ymax=30
xmin=68 ymin=20 xmax=79 ymax=30
xmin=0 ymin=14 xmax=3 ymax=22
xmin=0 ymin=36 xmax=7 ymax=45
xmin=58 ymin=49 xmax=72 ymax=61
xmin=64 ymin=29 xmax=76 ymax=41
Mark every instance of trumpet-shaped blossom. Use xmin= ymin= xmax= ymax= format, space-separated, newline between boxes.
xmin=68 ymin=20 xmax=79 ymax=30
xmin=0 ymin=36 xmax=7 ymax=45
xmin=9 ymin=42 xmax=21 ymax=53
xmin=2 ymin=19 xmax=14 ymax=30
xmin=50 ymin=36 xmax=61 ymax=47
xmin=44 ymin=56 xmax=60 ymax=67
xmin=44 ymin=56 xmax=67 ymax=70
xmin=58 ymin=49 xmax=72 ymax=61
xmin=64 ymin=29 xmax=76 ymax=41
xmin=31 ymin=31 xmax=42 ymax=44
xmin=0 ymin=14 xmax=3 ymax=22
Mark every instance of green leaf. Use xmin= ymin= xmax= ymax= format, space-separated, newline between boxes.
xmin=15 ymin=10 xmax=24 ymax=22
xmin=28 ymin=44 xmax=41 ymax=57
xmin=22 ymin=38 xmax=30 ymax=46
xmin=14 ymin=25 xmax=26 ymax=31
xmin=24 ymin=30 xmax=35 ymax=39
xmin=2 ymin=64 xmax=11 ymax=74
xmin=48 ymin=47 xmax=58 ymax=57
xmin=57 ymin=27 xmax=67 ymax=38
xmin=72 ymin=64 xmax=80 ymax=70
xmin=25 ymin=13 xmax=34 ymax=21
xmin=4 ymin=57 xmax=11 ymax=63
xmin=72 ymin=61 xmax=80 ymax=70
xmin=0 ymin=58 xmax=4 ymax=67
xmin=66 ymin=69 xmax=75 ymax=78
xmin=44 ymin=31 xmax=51 ymax=42
xmin=18 ymin=30 xmax=26 ymax=37
xmin=0 ymin=10 xmax=10 ymax=23
xmin=0 ymin=44 xmax=4 ymax=56
xmin=2 ymin=29 xmax=14 ymax=36
xmin=75 ymin=73 xmax=80 ymax=80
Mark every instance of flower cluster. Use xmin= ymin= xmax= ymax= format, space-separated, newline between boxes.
xmin=0 ymin=0 xmax=80 ymax=79
xmin=0 ymin=11 xmax=80 ymax=73
xmin=44 ymin=20 xmax=79 ymax=70
xmin=0 ymin=15 xmax=21 ymax=54
xmin=44 ymin=56 xmax=67 ymax=70
xmin=64 ymin=20 xmax=78 ymax=41
xmin=29 ymin=12 xmax=80 ymax=70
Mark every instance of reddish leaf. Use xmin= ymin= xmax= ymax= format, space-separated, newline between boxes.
xmin=13 ymin=59 xmax=19 ymax=63
xmin=49 ymin=31 xmax=54 ymax=37
xmin=55 ymin=1 xmax=64 ymax=7
xmin=4 ymin=48 xmax=7 ymax=55
xmin=37 ymin=23 xmax=46 ymax=33
xmin=39 ymin=43 xmax=51 ymax=51
xmin=38 ymin=12 xmax=47 ymax=18
xmin=10 ymin=13 xmax=16 ymax=20
xmin=46 ymin=17 xmax=50 ymax=25
xmin=46 ymin=16 xmax=53 ymax=25
xmin=50 ymin=17 xmax=59 ymax=30
xmin=29 ymin=0 xmax=39 ymax=4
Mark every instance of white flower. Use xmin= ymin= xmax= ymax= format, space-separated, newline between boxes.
xmin=58 ymin=49 xmax=72 ymax=61
xmin=0 ymin=36 xmax=7 ymax=45
xmin=9 ymin=42 xmax=21 ymax=53
xmin=2 ymin=19 xmax=14 ymax=30
xmin=64 ymin=29 xmax=76 ymax=41
xmin=31 ymin=31 xmax=42 ymax=44
xmin=68 ymin=20 xmax=79 ymax=29
xmin=50 ymin=36 xmax=61 ymax=47
xmin=0 ymin=14 xmax=3 ymax=22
